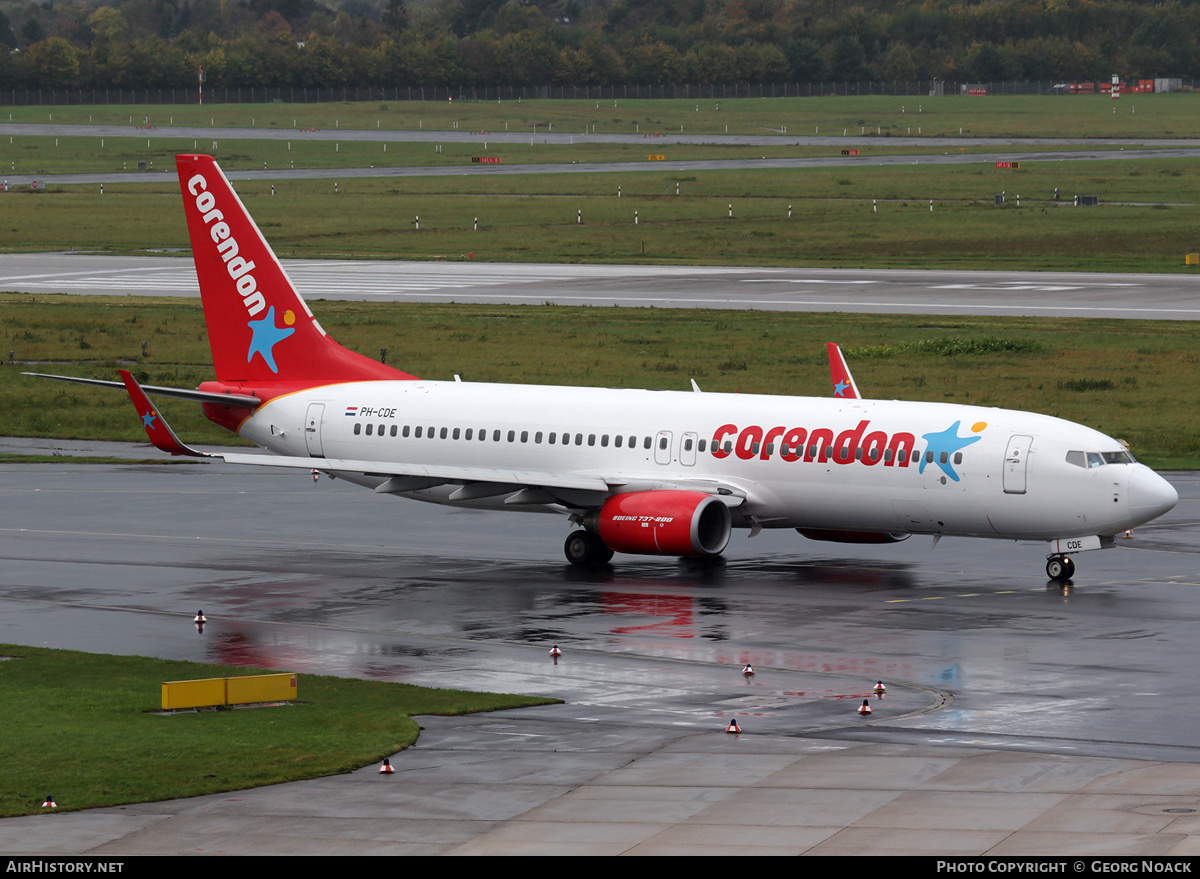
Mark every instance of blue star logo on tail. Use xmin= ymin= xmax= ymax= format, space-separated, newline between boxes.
xmin=919 ymin=421 xmax=982 ymax=482
xmin=246 ymin=306 xmax=295 ymax=374
xmin=833 ymin=380 xmax=851 ymax=397
xmin=141 ymin=410 xmax=157 ymax=429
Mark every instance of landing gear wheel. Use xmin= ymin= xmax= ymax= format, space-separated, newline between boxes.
xmin=564 ymin=530 xmax=613 ymax=567
xmin=1046 ymin=555 xmax=1075 ymax=581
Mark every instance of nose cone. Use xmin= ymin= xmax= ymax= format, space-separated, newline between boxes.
xmin=1128 ymin=466 xmax=1178 ymax=524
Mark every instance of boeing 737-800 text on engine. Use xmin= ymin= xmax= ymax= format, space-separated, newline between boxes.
xmin=28 ymin=155 xmax=1178 ymax=580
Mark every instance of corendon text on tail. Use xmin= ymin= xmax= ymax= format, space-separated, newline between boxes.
xmin=25 ymin=154 xmax=1178 ymax=582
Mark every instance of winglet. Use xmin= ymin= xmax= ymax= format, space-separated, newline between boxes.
xmin=118 ymin=370 xmax=209 ymax=457
xmin=826 ymin=343 xmax=862 ymax=399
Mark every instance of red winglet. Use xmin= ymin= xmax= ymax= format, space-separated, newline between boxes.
xmin=118 ymin=370 xmax=207 ymax=457
xmin=826 ymin=343 xmax=862 ymax=400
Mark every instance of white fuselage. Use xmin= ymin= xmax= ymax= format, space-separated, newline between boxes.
xmin=237 ymin=380 xmax=1176 ymax=542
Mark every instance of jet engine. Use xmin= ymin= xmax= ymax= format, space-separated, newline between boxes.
xmin=589 ymin=490 xmax=732 ymax=557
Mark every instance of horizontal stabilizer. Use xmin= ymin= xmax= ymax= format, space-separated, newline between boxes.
xmin=24 ymin=372 xmax=260 ymax=407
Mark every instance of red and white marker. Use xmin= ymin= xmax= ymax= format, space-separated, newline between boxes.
xmin=873 ymin=681 xmax=886 ymax=695
xmin=379 ymin=759 xmax=394 ymax=775
xmin=42 ymin=795 xmax=56 ymax=808
xmin=726 ymin=719 xmax=741 ymax=734
xmin=742 ymin=665 xmax=755 ymax=677
xmin=858 ymin=699 xmax=873 ymax=716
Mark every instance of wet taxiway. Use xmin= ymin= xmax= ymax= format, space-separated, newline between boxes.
xmin=1 ymin=454 xmax=1199 ymax=853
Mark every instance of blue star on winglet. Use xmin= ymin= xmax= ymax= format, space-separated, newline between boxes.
xmin=246 ymin=306 xmax=295 ymax=374
xmin=833 ymin=380 xmax=851 ymax=397
xmin=918 ymin=421 xmax=982 ymax=482
xmin=141 ymin=410 xmax=157 ymax=429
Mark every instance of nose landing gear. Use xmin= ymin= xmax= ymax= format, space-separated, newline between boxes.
xmin=1046 ymin=554 xmax=1075 ymax=582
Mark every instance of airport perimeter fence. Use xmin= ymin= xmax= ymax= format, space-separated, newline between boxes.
xmin=1 ymin=80 xmax=1195 ymax=106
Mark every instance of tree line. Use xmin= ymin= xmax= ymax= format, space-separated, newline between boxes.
xmin=2 ymin=0 xmax=1198 ymax=92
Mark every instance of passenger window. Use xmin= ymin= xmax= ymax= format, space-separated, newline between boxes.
xmin=576 ymin=433 xmax=584 ymax=445
xmin=549 ymin=432 xmax=557 ymax=444
xmin=939 ymin=451 xmax=948 ymax=464
xmin=751 ymin=442 xmax=760 ymax=454
xmin=452 ymin=428 xmax=460 ymax=440
xmin=698 ymin=439 xmax=706 ymax=452
xmin=535 ymin=432 xmax=543 ymax=443
xmin=520 ymin=431 xmax=528 ymax=443
xmin=601 ymin=435 xmax=609 ymax=447
xmin=644 ymin=437 xmax=652 ymax=450
xmin=493 ymin=430 xmax=501 ymax=442
xmin=659 ymin=437 xmax=668 ymax=450
xmin=684 ymin=438 xmax=693 ymax=451
xmin=465 ymin=428 xmax=472 ymax=440
xmin=615 ymin=435 xmax=623 ymax=448
xmin=354 ymin=423 xmax=361 ymax=435
xmin=953 ymin=452 xmax=961 ymax=464
xmin=508 ymin=430 xmax=516 ymax=442
xmin=588 ymin=434 xmax=596 ymax=446
xmin=366 ymin=424 xmax=373 ymax=436
xmin=402 ymin=425 xmax=410 ymax=437
xmin=391 ymin=425 xmax=398 ymax=437
xmin=440 ymin=427 xmax=447 ymax=439
xmin=414 ymin=426 xmax=422 ymax=438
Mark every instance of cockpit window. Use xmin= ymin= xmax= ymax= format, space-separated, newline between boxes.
xmin=1067 ymin=449 xmax=1136 ymax=469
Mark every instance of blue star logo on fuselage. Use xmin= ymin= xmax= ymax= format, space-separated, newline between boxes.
xmin=246 ymin=306 xmax=295 ymax=374
xmin=919 ymin=421 xmax=982 ymax=482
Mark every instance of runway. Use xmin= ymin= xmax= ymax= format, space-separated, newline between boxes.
xmin=3 ymin=253 xmax=1199 ymax=319
xmin=1 ymin=455 xmax=1199 ymax=854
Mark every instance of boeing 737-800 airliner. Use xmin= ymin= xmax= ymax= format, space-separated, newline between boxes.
xmin=28 ymin=155 xmax=1178 ymax=580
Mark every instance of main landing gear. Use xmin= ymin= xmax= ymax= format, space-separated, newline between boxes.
xmin=564 ymin=530 xmax=614 ymax=567
xmin=1046 ymin=554 xmax=1075 ymax=582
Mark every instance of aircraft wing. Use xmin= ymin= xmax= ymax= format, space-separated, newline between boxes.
xmin=826 ymin=343 xmax=862 ymax=399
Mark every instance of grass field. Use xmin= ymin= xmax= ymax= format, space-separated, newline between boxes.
xmin=3 ymin=95 xmax=1200 ymax=271
xmin=2 ymin=160 xmax=1199 ymax=271
xmin=7 ymin=93 xmax=1200 ymax=139
xmin=0 ymin=643 xmax=554 ymax=817
xmin=5 ymin=294 xmax=1199 ymax=468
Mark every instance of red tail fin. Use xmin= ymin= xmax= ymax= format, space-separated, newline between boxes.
xmin=176 ymin=154 xmax=416 ymax=385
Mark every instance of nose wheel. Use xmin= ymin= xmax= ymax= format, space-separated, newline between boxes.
xmin=1046 ymin=554 xmax=1075 ymax=582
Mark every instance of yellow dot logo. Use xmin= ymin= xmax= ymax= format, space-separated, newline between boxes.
xmin=283 ymin=310 xmax=295 ymax=326
xmin=972 ymin=421 xmax=987 ymax=433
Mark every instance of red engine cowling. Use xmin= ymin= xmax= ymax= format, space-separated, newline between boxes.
xmin=796 ymin=528 xmax=910 ymax=544
xmin=593 ymin=491 xmax=732 ymax=557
